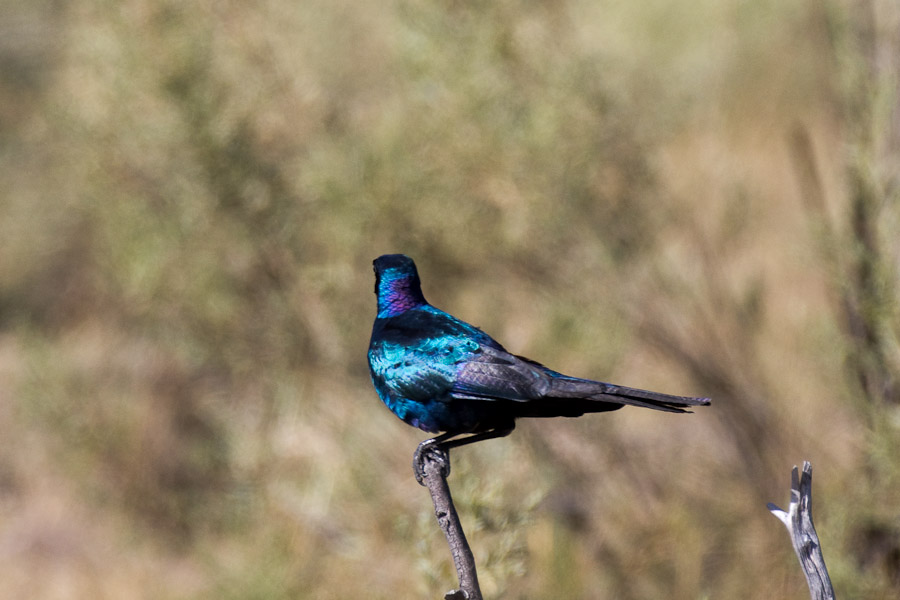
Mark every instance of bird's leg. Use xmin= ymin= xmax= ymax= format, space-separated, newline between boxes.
xmin=439 ymin=425 xmax=516 ymax=450
xmin=413 ymin=425 xmax=516 ymax=486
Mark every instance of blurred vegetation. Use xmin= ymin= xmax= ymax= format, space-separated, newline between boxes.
xmin=1 ymin=0 xmax=898 ymax=598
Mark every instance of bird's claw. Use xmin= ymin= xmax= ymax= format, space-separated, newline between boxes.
xmin=413 ymin=438 xmax=451 ymax=486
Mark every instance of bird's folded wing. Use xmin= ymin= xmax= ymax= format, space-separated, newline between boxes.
xmin=450 ymin=346 xmax=552 ymax=402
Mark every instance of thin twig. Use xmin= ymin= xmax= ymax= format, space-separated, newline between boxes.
xmin=420 ymin=449 xmax=483 ymax=600
xmin=767 ymin=461 xmax=835 ymax=600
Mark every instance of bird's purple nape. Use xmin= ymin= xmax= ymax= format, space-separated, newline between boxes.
xmin=379 ymin=276 xmax=424 ymax=316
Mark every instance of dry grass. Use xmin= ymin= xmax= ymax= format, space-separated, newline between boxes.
xmin=1 ymin=0 xmax=899 ymax=598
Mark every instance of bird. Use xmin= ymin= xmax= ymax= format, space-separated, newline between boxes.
xmin=367 ymin=254 xmax=710 ymax=483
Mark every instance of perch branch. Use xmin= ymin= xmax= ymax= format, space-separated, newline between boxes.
xmin=418 ymin=446 xmax=483 ymax=600
xmin=767 ymin=461 xmax=835 ymax=600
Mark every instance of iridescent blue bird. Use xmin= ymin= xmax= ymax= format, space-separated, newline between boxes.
xmin=367 ymin=254 xmax=710 ymax=481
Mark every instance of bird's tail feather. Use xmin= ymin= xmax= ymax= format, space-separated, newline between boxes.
xmin=548 ymin=377 xmax=711 ymax=413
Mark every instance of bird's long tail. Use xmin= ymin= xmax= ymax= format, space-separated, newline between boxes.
xmin=548 ymin=377 xmax=711 ymax=413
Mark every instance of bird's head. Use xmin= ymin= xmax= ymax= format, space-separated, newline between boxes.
xmin=373 ymin=254 xmax=427 ymax=317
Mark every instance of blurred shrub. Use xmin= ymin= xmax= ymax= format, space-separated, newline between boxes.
xmin=0 ymin=0 xmax=898 ymax=598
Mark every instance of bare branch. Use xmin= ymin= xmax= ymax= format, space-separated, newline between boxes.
xmin=419 ymin=448 xmax=483 ymax=600
xmin=767 ymin=462 xmax=835 ymax=600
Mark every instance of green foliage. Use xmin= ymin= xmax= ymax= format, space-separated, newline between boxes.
xmin=1 ymin=0 xmax=899 ymax=598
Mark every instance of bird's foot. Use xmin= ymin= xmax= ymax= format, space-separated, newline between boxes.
xmin=413 ymin=438 xmax=451 ymax=486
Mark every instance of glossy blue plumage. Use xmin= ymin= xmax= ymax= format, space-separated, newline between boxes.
xmin=367 ymin=254 xmax=710 ymax=438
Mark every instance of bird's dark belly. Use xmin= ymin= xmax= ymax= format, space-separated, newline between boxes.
xmin=391 ymin=395 xmax=512 ymax=434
